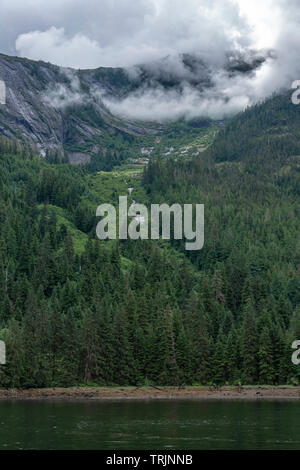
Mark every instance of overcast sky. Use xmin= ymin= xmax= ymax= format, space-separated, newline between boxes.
xmin=0 ymin=0 xmax=288 ymax=69
xmin=0 ymin=0 xmax=299 ymax=121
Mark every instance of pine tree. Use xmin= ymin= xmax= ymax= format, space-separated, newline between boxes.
xmin=241 ymin=300 xmax=258 ymax=384
xmin=258 ymin=326 xmax=275 ymax=384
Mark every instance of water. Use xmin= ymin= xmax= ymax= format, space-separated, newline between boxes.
xmin=0 ymin=399 xmax=299 ymax=450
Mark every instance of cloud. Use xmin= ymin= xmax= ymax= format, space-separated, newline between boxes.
xmin=102 ymin=63 xmax=270 ymax=122
xmin=1 ymin=0 xmax=299 ymax=122
xmin=16 ymin=27 xmax=103 ymax=69
xmin=41 ymin=67 xmax=88 ymax=109
xmin=12 ymin=0 xmax=251 ymax=68
xmin=102 ymin=82 xmax=250 ymax=122
xmin=100 ymin=0 xmax=300 ymax=122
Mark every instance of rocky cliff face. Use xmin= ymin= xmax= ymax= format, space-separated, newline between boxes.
xmin=0 ymin=52 xmax=266 ymax=164
xmin=0 ymin=54 xmax=159 ymax=163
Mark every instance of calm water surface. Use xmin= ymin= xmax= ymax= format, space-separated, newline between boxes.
xmin=0 ymin=399 xmax=299 ymax=450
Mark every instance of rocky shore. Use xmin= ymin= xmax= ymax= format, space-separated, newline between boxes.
xmin=1 ymin=386 xmax=300 ymax=401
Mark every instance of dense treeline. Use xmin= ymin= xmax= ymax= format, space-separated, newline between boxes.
xmin=209 ymin=92 xmax=300 ymax=167
xmin=0 ymin=139 xmax=212 ymax=387
xmin=0 ymin=91 xmax=300 ymax=388
xmin=143 ymin=93 xmax=300 ymax=385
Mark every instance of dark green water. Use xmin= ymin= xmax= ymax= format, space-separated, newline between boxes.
xmin=0 ymin=400 xmax=299 ymax=450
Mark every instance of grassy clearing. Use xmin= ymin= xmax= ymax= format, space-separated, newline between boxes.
xmin=38 ymin=204 xmax=88 ymax=255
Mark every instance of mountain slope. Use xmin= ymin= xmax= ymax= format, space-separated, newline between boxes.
xmin=0 ymin=54 xmax=161 ymax=164
xmin=0 ymin=52 xmax=268 ymax=164
xmin=0 ymin=90 xmax=300 ymax=387
xmin=209 ymin=92 xmax=300 ymax=167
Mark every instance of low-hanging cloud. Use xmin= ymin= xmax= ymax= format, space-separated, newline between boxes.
xmin=42 ymin=67 xmax=87 ymax=109
xmin=102 ymin=58 xmax=274 ymax=122
xmin=102 ymin=83 xmax=250 ymax=122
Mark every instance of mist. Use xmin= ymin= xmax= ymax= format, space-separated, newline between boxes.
xmin=102 ymin=53 xmax=275 ymax=122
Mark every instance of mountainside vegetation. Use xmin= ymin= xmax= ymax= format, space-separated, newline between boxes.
xmin=0 ymin=90 xmax=299 ymax=388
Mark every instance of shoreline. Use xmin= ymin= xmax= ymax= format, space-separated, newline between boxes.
xmin=1 ymin=386 xmax=300 ymax=401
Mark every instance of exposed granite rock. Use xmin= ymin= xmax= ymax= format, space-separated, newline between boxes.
xmin=0 ymin=53 xmax=159 ymax=162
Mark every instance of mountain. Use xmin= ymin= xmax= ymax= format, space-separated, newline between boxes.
xmin=126 ymin=51 xmax=266 ymax=91
xmin=0 ymin=52 xmax=267 ymax=164
xmin=0 ymin=53 xmax=162 ymax=164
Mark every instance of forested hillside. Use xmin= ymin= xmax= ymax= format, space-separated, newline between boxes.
xmin=0 ymin=91 xmax=299 ymax=388
xmin=143 ymin=92 xmax=300 ymax=385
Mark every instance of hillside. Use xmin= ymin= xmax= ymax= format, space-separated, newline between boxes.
xmin=0 ymin=52 xmax=268 ymax=167
xmin=0 ymin=87 xmax=299 ymax=387
xmin=0 ymin=53 xmax=162 ymax=165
